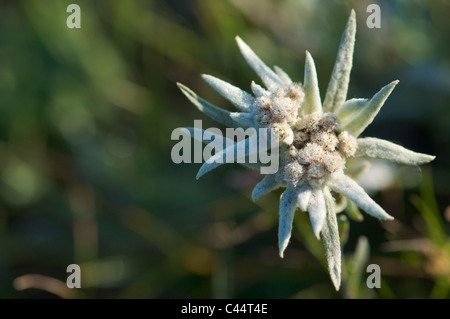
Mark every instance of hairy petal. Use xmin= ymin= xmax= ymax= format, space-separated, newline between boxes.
xmin=202 ymin=74 xmax=255 ymax=112
xmin=342 ymin=81 xmax=398 ymax=136
xmin=323 ymin=10 xmax=356 ymax=113
xmin=297 ymin=184 xmax=312 ymax=212
xmin=327 ymin=172 xmax=394 ymax=221
xmin=236 ymin=36 xmax=284 ymax=91
xmin=335 ymin=98 xmax=368 ymax=126
xmin=321 ymin=187 xmax=341 ymax=291
xmin=279 ymin=187 xmax=298 ymax=258
xmin=177 ymin=83 xmax=253 ymax=128
xmin=182 ymin=128 xmax=260 ymax=171
xmin=252 ymin=174 xmax=282 ymax=202
xmin=356 ymin=137 xmax=435 ymax=165
xmin=302 ymin=51 xmax=322 ymax=115
xmin=196 ymin=131 xmax=274 ymax=179
xmin=251 ymin=81 xmax=269 ymax=98
xmin=308 ymin=188 xmax=327 ymax=239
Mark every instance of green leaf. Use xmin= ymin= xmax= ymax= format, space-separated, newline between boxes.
xmin=411 ymin=169 xmax=446 ymax=245
xmin=308 ymin=188 xmax=327 ymax=239
xmin=335 ymin=98 xmax=368 ymax=126
xmin=252 ymin=174 xmax=282 ymax=202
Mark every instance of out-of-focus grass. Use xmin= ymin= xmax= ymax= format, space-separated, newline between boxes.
xmin=0 ymin=0 xmax=448 ymax=298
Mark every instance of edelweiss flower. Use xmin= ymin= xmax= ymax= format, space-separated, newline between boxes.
xmin=176 ymin=10 xmax=435 ymax=289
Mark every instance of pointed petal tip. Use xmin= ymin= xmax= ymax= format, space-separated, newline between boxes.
xmin=177 ymin=82 xmax=191 ymax=95
xmin=279 ymin=241 xmax=288 ymax=259
xmin=312 ymin=222 xmax=324 ymax=240
xmin=235 ymin=35 xmax=244 ymax=46
xmin=279 ymin=238 xmax=289 ymax=259
xmin=314 ymin=231 xmax=321 ymax=240
xmin=348 ymin=9 xmax=356 ymax=25
xmin=195 ymin=168 xmax=205 ymax=180
xmin=384 ymin=80 xmax=399 ymax=91
xmin=347 ymin=9 xmax=356 ymax=29
xmin=332 ymin=280 xmax=341 ymax=291
xmin=356 ymin=138 xmax=436 ymax=166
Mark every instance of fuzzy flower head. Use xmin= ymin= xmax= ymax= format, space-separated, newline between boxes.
xmin=177 ymin=10 xmax=435 ymax=290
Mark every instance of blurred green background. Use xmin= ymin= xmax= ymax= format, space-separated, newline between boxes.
xmin=0 ymin=0 xmax=448 ymax=298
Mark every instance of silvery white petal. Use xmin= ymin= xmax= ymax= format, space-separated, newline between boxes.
xmin=202 ymin=74 xmax=254 ymax=112
xmin=307 ymin=188 xmax=327 ymax=239
xmin=356 ymin=137 xmax=435 ymax=165
xmin=251 ymin=81 xmax=269 ymax=98
xmin=302 ymin=51 xmax=322 ymax=115
xmin=273 ymin=65 xmax=293 ymax=86
xmin=236 ymin=36 xmax=284 ymax=91
xmin=177 ymin=83 xmax=253 ymax=129
xmin=321 ymin=187 xmax=341 ymax=291
xmin=327 ymin=172 xmax=394 ymax=220
xmin=196 ymin=134 xmax=266 ymax=179
xmin=278 ymin=187 xmax=298 ymax=258
xmin=252 ymin=174 xmax=282 ymax=202
xmin=323 ymin=10 xmax=356 ymax=113
xmin=297 ymin=184 xmax=312 ymax=212
xmin=335 ymin=98 xmax=368 ymax=126
xmin=342 ymin=80 xmax=399 ymax=136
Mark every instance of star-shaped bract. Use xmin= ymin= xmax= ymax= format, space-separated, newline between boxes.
xmin=177 ymin=10 xmax=435 ymax=290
